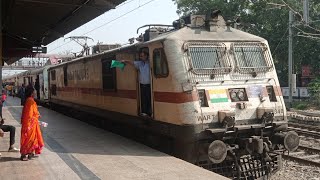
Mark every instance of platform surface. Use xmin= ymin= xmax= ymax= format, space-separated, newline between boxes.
xmin=0 ymin=97 xmax=228 ymax=180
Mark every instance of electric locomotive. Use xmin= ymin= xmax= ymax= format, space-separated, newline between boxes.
xmin=8 ymin=11 xmax=300 ymax=179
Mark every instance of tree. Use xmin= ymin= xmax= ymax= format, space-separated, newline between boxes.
xmin=308 ymin=77 xmax=320 ymax=105
xmin=173 ymin=0 xmax=320 ymax=86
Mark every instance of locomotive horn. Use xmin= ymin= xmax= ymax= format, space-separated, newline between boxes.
xmin=272 ymin=131 xmax=300 ymax=152
xmin=208 ymin=140 xmax=227 ymax=164
xmin=210 ymin=10 xmax=222 ymax=18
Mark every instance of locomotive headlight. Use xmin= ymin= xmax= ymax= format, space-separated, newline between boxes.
xmin=229 ymin=88 xmax=248 ymax=102
xmin=237 ymin=91 xmax=245 ymax=101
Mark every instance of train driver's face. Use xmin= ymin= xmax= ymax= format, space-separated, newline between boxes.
xmin=139 ymin=53 xmax=148 ymax=61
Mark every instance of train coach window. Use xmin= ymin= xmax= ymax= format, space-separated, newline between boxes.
xmin=63 ymin=66 xmax=68 ymax=86
xmin=51 ymin=84 xmax=57 ymax=96
xmin=153 ymin=48 xmax=169 ymax=78
xmin=102 ymin=58 xmax=116 ymax=90
xmin=51 ymin=70 xmax=56 ymax=81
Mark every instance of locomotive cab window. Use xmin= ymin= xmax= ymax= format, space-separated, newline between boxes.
xmin=187 ymin=42 xmax=231 ymax=75
xmin=233 ymin=43 xmax=272 ymax=73
xmin=153 ymin=48 xmax=169 ymax=77
xmin=102 ymin=57 xmax=117 ymax=91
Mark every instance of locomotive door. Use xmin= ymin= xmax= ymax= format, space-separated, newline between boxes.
xmin=136 ymin=49 xmax=152 ymax=117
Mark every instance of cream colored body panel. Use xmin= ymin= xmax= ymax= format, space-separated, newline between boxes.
xmin=52 ymin=91 xmax=137 ymax=115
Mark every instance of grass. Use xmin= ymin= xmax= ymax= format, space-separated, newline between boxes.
xmin=292 ymin=100 xmax=320 ymax=110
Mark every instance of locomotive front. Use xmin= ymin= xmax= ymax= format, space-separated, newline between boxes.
xmin=164 ymin=12 xmax=300 ymax=179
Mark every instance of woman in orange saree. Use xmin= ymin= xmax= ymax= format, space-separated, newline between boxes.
xmin=20 ymin=86 xmax=44 ymax=161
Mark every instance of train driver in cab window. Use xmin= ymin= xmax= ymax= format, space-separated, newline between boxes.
xmin=122 ymin=51 xmax=151 ymax=117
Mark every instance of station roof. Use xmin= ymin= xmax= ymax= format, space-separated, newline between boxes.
xmin=1 ymin=0 xmax=126 ymax=65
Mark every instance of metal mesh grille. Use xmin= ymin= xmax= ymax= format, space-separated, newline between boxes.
xmin=233 ymin=43 xmax=273 ymax=74
xmin=186 ymin=42 xmax=231 ymax=75
xmin=196 ymin=154 xmax=280 ymax=179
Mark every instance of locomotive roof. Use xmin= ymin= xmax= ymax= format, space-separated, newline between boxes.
xmin=48 ymin=25 xmax=268 ymax=70
xmin=146 ymin=26 xmax=267 ymax=43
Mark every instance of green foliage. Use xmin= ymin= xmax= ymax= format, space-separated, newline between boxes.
xmin=308 ymin=76 xmax=320 ymax=105
xmin=292 ymin=102 xmax=308 ymax=110
xmin=173 ymin=0 xmax=320 ymax=86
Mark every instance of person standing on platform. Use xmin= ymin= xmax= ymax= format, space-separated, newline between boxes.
xmin=0 ymin=92 xmax=4 ymax=119
xmin=20 ymin=86 xmax=44 ymax=161
xmin=121 ymin=51 xmax=152 ymax=116
xmin=2 ymin=90 xmax=7 ymax=107
xmin=19 ymin=84 xmax=26 ymax=106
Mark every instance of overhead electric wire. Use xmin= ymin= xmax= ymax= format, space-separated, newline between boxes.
xmin=48 ymin=0 xmax=158 ymax=53
xmin=83 ymin=0 xmax=157 ymax=35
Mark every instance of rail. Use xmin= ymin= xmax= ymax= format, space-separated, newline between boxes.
xmin=283 ymin=145 xmax=320 ymax=167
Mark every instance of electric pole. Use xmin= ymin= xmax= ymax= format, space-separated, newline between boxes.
xmin=288 ymin=10 xmax=293 ymax=108
xmin=288 ymin=0 xmax=309 ymax=108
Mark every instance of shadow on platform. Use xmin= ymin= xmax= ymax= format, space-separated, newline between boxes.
xmin=5 ymin=102 xmax=167 ymax=158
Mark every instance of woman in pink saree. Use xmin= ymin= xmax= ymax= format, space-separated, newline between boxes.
xmin=20 ymin=86 xmax=44 ymax=161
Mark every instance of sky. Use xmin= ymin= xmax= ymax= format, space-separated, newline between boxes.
xmin=47 ymin=0 xmax=179 ymax=54
xmin=3 ymin=0 xmax=179 ymax=77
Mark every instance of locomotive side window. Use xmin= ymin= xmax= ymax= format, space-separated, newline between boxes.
xmin=233 ymin=43 xmax=272 ymax=73
xmin=187 ymin=42 xmax=231 ymax=75
xmin=51 ymin=70 xmax=56 ymax=81
xmin=153 ymin=48 xmax=169 ymax=78
xmin=101 ymin=57 xmax=116 ymax=91
xmin=63 ymin=66 xmax=68 ymax=86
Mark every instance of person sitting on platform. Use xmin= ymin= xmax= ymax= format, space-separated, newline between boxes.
xmin=0 ymin=118 xmax=20 ymax=152
xmin=19 ymin=84 xmax=26 ymax=106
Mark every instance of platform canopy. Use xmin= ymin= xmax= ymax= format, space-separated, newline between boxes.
xmin=1 ymin=0 xmax=126 ymax=65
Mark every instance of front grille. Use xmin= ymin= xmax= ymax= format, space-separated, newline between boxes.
xmin=197 ymin=153 xmax=281 ymax=179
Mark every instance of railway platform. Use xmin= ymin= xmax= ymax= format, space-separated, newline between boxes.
xmin=0 ymin=97 xmax=227 ymax=180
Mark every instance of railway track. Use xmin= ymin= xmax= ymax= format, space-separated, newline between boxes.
xmin=285 ymin=120 xmax=320 ymax=167
xmin=283 ymin=145 xmax=320 ymax=167
xmin=287 ymin=124 xmax=320 ymax=139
